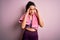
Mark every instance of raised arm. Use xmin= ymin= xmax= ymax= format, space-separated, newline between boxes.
xmin=21 ymin=8 xmax=30 ymax=29
xmin=35 ymin=8 xmax=44 ymax=28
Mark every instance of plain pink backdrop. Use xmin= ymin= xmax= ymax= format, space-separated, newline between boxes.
xmin=1 ymin=0 xmax=60 ymax=40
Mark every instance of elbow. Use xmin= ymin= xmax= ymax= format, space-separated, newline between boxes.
xmin=21 ymin=26 xmax=25 ymax=29
xmin=21 ymin=23 xmax=26 ymax=30
xmin=40 ymin=22 xmax=44 ymax=28
xmin=21 ymin=23 xmax=26 ymax=29
xmin=21 ymin=20 xmax=27 ymax=30
xmin=40 ymin=25 xmax=44 ymax=28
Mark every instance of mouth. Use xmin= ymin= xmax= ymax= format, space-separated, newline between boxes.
xmin=29 ymin=13 xmax=35 ymax=15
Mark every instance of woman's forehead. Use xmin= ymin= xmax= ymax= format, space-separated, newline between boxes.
xmin=30 ymin=5 xmax=36 ymax=9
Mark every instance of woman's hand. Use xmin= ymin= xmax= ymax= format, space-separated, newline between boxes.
xmin=25 ymin=8 xmax=30 ymax=18
xmin=26 ymin=8 xmax=30 ymax=15
xmin=35 ymin=7 xmax=44 ymax=27
xmin=34 ymin=7 xmax=40 ymax=17
xmin=35 ymin=7 xmax=40 ymax=15
xmin=21 ymin=8 xmax=30 ymax=29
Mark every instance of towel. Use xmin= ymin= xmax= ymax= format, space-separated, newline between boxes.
xmin=19 ymin=13 xmax=39 ymax=30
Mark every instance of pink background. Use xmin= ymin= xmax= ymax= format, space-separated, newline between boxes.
xmin=1 ymin=0 xmax=60 ymax=40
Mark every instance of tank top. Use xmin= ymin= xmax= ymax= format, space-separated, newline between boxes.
xmin=25 ymin=20 xmax=32 ymax=28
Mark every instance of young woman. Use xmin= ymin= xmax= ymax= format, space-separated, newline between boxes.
xmin=19 ymin=1 xmax=44 ymax=40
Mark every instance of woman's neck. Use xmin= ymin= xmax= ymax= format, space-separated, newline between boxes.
xmin=29 ymin=15 xmax=32 ymax=20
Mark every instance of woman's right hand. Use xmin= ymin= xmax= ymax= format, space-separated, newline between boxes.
xmin=21 ymin=8 xmax=30 ymax=29
xmin=24 ymin=8 xmax=30 ymax=19
xmin=26 ymin=8 xmax=30 ymax=15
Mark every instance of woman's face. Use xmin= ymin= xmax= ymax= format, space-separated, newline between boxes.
xmin=29 ymin=5 xmax=36 ymax=15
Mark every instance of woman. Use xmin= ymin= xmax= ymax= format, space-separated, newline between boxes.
xmin=19 ymin=1 xmax=44 ymax=40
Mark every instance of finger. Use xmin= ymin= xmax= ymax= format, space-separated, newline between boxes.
xmin=28 ymin=8 xmax=30 ymax=10
xmin=36 ymin=9 xmax=38 ymax=13
xmin=28 ymin=8 xmax=30 ymax=12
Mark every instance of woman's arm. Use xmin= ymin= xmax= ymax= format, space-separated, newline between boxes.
xmin=21 ymin=8 xmax=30 ymax=29
xmin=21 ymin=13 xmax=27 ymax=29
xmin=35 ymin=8 xmax=44 ymax=28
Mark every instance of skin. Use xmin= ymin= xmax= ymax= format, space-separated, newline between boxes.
xmin=29 ymin=5 xmax=36 ymax=15
xmin=21 ymin=5 xmax=44 ymax=31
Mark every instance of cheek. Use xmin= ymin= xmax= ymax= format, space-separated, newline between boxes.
xmin=34 ymin=9 xmax=36 ymax=12
xmin=29 ymin=10 xmax=31 ymax=13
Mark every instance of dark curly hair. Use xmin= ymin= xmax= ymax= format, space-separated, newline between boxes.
xmin=25 ymin=1 xmax=36 ymax=12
